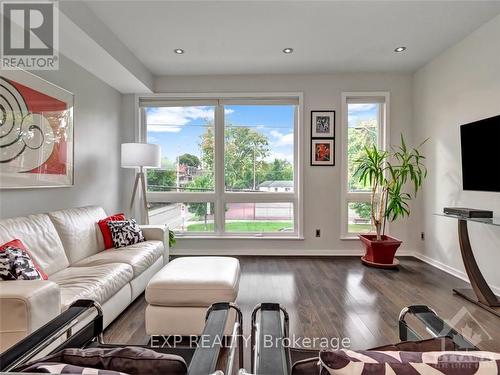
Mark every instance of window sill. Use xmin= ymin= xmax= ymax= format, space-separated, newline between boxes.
xmin=174 ymin=234 xmax=304 ymax=240
xmin=340 ymin=235 xmax=362 ymax=241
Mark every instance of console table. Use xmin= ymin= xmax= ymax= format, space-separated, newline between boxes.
xmin=436 ymin=213 xmax=500 ymax=317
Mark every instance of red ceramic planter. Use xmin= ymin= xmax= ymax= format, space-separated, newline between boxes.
xmin=359 ymin=234 xmax=402 ymax=268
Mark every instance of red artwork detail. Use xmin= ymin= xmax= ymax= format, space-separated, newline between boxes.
xmin=10 ymin=80 xmax=68 ymax=175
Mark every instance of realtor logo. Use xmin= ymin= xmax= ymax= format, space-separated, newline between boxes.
xmin=1 ymin=1 xmax=59 ymax=70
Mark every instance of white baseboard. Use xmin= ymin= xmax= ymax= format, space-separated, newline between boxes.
xmin=413 ymin=252 xmax=500 ymax=297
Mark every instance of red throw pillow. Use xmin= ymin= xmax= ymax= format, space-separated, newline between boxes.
xmin=0 ymin=239 xmax=48 ymax=280
xmin=98 ymin=213 xmax=125 ymax=249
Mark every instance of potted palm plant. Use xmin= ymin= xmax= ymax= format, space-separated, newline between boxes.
xmin=353 ymin=135 xmax=427 ymax=268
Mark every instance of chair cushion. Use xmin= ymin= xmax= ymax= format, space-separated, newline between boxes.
xmin=370 ymin=337 xmax=456 ymax=352
xmin=20 ymin=347 xmax=187 ymax=375
xmin=319 ymin=349 xmax=500 ymax=374
xmin=0 ymin=214 xmax=69 ymax=276
xmin=50 ymin=263 xmax=133 ymax=308
xmin=146 ymin=257 xmax=240 ymax=307
xmin=74 ymin=241 xmax=163 ymax=277
xmin=21 ymin=362 xmax=125 ymax=375
xmin=48 ymin=206 xmax=107 ymax=264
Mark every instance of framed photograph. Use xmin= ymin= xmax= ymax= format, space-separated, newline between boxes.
xmin=0 ymin=69 xmax=74 ymax=189
xmin=311 ymin=139 xmax=335 ymax=166
xmin=311 ymin=110 xmax=335 ymax=138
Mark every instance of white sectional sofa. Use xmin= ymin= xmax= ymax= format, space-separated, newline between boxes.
xmin=0 ymin=206 xmax=169 ymax=352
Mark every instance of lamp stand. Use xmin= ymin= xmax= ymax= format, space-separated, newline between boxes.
xmin=130 ymin=166 xmax=149 ymax=224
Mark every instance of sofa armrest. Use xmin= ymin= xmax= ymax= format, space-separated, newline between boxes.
xmin=0 ymin=280 xmax=61 ymax=352
xmin=140 ymin=224 xmax=170 ymax=264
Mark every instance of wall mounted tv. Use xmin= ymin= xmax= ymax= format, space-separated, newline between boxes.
xmin=460 ymin=114 xmax=500 ymax=192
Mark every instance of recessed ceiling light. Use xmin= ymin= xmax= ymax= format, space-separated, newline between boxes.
xmin=174 ymin=48 xmax=185 ymax=54
xmin=394 ymin=46 xmax=407 ymax=53
xmin=283 ymin=48 xmax=294 ymax=54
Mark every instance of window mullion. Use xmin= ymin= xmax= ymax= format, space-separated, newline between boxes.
xmin=214 ymin=104 xmax=225 ymax=235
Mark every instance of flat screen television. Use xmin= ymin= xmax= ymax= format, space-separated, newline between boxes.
xmin=460 ymin=114 xmax=500 ymax=192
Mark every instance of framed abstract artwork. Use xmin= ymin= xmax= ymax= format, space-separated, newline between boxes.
xmin=311 ymin=139 xmax=335 ymax=166
xmin=0 ymin=69 xmax=74 ymax=189
xmin=311 ymin=110 xmax=335 ymax=138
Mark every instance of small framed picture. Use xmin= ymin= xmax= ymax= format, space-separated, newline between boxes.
xmin=311 ymin=139 xmax=335 ymax=166
xmin=311 ymin=110 xmax=335 ymax=138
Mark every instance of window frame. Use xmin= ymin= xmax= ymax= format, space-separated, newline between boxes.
xmin=135 ymin=92 xmax=304 ymax=239
xmin=340 ymin=92 xmax=390 ymax=239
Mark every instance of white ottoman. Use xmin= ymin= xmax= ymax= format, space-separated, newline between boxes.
xmin=145 ymin=256 xmax=240 ymax=335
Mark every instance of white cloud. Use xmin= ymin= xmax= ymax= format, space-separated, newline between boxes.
xmin=146 ymin=106 xmax=214 ymax=132
xmin=348 ymin=103 xmax=377 ymax=115
xmin=224 ymin=109 xmax=235 ymax=115
xmin=270 ymin=130 xmax=294 ymax=146
xmin=147 ymin=125 xmax=183 ymax=133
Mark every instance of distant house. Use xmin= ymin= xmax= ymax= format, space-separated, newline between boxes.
xmin=257 ymin=180 xmax=293 ymax=192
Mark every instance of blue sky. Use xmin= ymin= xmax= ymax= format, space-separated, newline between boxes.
xmin=146 ymin=105 xmax=295 ymax=165
xmin=348 ymin=103 xmax=379 ymax=127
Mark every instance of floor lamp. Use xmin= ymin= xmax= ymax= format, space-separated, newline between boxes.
xmin=121 ymin=143 xmax=161 ymax=224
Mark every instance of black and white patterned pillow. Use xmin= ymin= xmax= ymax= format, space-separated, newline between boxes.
xmin=107 ymin=219 xmax=145 ymax=248
xmin=0 ymin=246 xmax=43 ymax=281
xmin=319 ymin=349 xmax=500 ymax=374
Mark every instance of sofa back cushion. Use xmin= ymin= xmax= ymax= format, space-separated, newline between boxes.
xmin=0 ymin=214 xmax=69 ymax=276
xmin=48 ymin=206 xmax=107 ymax=264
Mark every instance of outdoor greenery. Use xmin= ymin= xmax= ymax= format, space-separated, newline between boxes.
xmin=200 ymin=126 xmax=293 ymax=190
xmin=147 ymin=125 xmax=293 ymax=194
xmin=348 ymin=120 xmax=377 ymax=192
xmin=187 ymin=221 xmax=293 ymax=232
xmin=168 ymin=229 xmax=176 ymax=248
xmin=147 ymin=124 xmax=294 ymax=223
xmin=178 ymin=153 xmax=200 ymax=167
xmin=353 ymin=134 xmax=428 ymax=240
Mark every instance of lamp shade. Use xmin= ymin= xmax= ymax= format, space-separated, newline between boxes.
xmin=121 ymin=143 xmax=161 ymax=168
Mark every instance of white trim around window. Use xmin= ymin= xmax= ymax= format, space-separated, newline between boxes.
xmin=134 ymin=92 xmax=304 ymax=239
xmin=340 ymin=92 xmax=390 ymax=240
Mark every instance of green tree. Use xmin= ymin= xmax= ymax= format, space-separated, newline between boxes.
xmin=178 ymin=153 xmax=200 ymax=167
xmin=200 ymin=126 xmax=270 ymax=190
xmin=146 ymin=169 xmax=176 ymax=191
xmin=263 ymin=159 xmax=293 ymax=181
xmin=350 ymin=202 xmax=371 ymax=219
xmin=186 ymin=175 xmax=214 ymax=227
xmin=348 ymin=120 xmax=377 ymax=191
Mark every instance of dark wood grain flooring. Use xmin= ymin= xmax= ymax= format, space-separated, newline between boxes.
xmin=104 ymin=256 xmax=500 ymax=353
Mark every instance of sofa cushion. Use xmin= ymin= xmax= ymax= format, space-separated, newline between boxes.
xmin=0 ymin=214 xmax=69 ymax=276
xmin=48 ymin=206 xmax=107 ymax=264
xmin=74 ymin=241 xmax=163 ymax=277
xmin=146 ymin=257 xmax=240 ymax=307
xmin=50 ymin=263 xmax=133 ymax=308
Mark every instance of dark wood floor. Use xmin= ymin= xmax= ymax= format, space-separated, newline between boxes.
xmin=104 ymin=256 xmax=500 ymax=353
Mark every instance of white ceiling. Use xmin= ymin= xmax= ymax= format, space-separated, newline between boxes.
xmin=85 ymin=1 xmax=500 ymax=76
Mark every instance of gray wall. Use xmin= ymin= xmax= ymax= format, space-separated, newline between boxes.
xmin=0 ymin=55 xmax=123 ymax=219
xmin=152 ymin=73 xmax=418 ymax=255
xmin=413 ymin=14 xmax=500 ymax=294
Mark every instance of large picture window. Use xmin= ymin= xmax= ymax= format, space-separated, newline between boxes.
xmin=341 ymin=92 xmax=389 ymax=238
xmin=139 ymin=95 xmax=302 ymax=238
